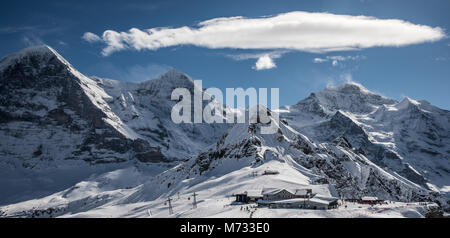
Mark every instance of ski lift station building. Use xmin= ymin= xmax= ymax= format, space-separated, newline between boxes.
xmin=234 ymin=190 xmax=263 ymax=203
xmin=258 ymin=196 xmax=339 ymax=210
xmin=261 ymin=188 xmax=314 ymax=200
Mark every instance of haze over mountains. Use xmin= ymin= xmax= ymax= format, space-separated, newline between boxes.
xmin=0 ymin=46 xmax=448 ymax=217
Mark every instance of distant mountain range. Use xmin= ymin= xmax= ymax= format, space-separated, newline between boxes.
xmin=0 ymin=46 xmax=448 ymax=217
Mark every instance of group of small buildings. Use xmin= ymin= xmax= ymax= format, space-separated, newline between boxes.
xmin=233 ymin=187 xmax=339 ymax=210
xmin=346 ymin=196 xmax=385 ymax=205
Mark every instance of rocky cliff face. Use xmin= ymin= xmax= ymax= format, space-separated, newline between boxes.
xmin=0 ymin=46 xmax=164 ymax=166
xmin=93 ymin=69 xmax=229 ymax=160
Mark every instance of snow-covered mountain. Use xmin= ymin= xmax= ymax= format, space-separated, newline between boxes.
xmin=0 ymin=46 xmax=448 ymax=217
xmin=278 ymin=82 xmax=450 ymax=207
xmin=0 ymin=46 xmax=226 ymax=204
xmin=91 ymin=69 xmax=228 ymax=160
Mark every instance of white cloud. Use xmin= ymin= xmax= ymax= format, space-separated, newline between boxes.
xmin=82 ymin=32 xmax=102 ymax=43
xmin=226 ymin=50 xmax=288 ymax=61
xmin=253 ymin=54 xmax=277 ymax=70
xmin=313 ymin=58 xmax=327 ymax=63
xmin=313 ymin=55 xmax=366 ymax=66
xmin=225 ymin=50 xmax=287 ymax=70
xmin=89 ymin=11 xmax=445 ymax=57
xmin=326 ymin=73 xmax=355 ymax=88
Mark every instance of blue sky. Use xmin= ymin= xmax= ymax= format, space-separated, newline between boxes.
xmin=1 ymin=0 xmax=449 ymax=109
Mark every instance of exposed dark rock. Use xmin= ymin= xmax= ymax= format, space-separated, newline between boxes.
xmin=332 ymin=136 xmax=352 ymax=149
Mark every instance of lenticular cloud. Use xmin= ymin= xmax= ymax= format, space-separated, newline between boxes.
xmin=86 ymin=11 xmax=446 ymax=56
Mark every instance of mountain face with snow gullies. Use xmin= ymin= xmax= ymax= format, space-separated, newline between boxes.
xmin=279 ymin=83 xmax=450 ymax=205
xmin=0 ymin=46 xmax=162 ymax=164
xmin=0 ymin=46 xmax=448 ymax=217
xmin=91 ymin=69 xmax=228 ymax=160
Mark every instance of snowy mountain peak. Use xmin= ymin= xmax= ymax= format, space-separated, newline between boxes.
xmin=293 ymin=82 xmax=397 ymax=115
xmin=139 ymin=68 xmax=197 ymax=97
xmin=160 ymin=68 xmax=191 ymax=80
xmin=387 ymin=97 xmax=441 ymax=116
xmin=4 ymin=45 xmax=55 ymax=57
xmin=325 ymin=82 xmax=372 ymax=94
xmin=396 ymin=97 xmax=421 ymax=110
xmin=0 ymin=45 xmax=71 ymax=72
xmin=153 ymin=68 xmax=194 ymax=86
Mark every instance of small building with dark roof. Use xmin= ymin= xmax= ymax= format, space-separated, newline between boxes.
xmin=233 ymin=190 xmax=263 ymax=203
